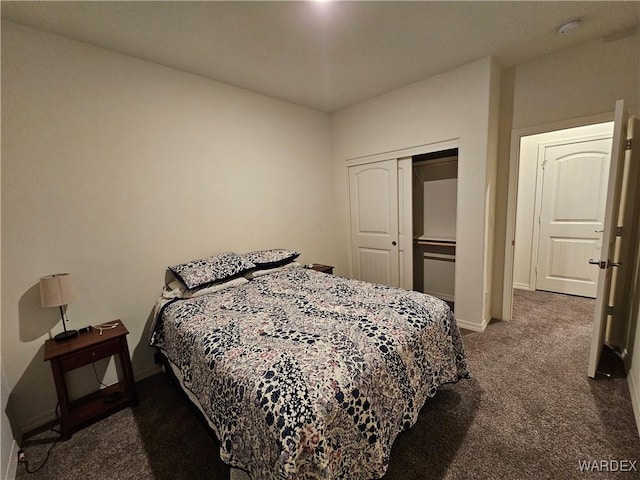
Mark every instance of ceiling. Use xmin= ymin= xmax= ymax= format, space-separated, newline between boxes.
xmin=2 ymin=1 xmax=638 ymax=112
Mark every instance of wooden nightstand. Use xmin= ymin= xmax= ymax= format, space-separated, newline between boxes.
xmin=308 ymin=264 xmax=334 ymax=274
xmin=44 ymin=320 xmax=138 ymax=440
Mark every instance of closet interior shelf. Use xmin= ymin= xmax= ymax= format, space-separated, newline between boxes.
xmin=414 ymin=237 xmax=456 ymax=247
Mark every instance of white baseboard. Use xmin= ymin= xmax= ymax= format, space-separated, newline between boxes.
xmin=19 ymin=409 xmax=57 ymax=440
xmin=627 ymin=369 xmax=640 ymax=437
xmin=513 ymin=282 xmax=531 ymax=290
xmin=456 ymin=316 xmax=489 ymax=332
xmin=424 ymin=291 xmax=455 ymax=303
xmin=20 ymin=364 xmax=163 ymax=436
xmin=4 ymin=440 xmax=17 ymax=480
xmin=134 ymin=364 xmax=163 ymax=383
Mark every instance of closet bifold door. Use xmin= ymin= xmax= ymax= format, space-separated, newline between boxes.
xmin=348 ymin=159 xmax=400 ymax=287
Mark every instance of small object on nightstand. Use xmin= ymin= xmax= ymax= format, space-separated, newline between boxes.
xmin=43 ymin=319 xmax=138 ymax=440
xmin=308 ymin=264 xmax=334 ymax=275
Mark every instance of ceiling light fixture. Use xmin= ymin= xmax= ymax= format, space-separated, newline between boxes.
xmin=558 ymin=18 xmax=582 ymax=35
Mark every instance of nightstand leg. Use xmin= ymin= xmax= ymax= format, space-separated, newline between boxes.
xmin=50 ymin=360 xmax=72 ymax=440
xmin=119 ymin=336 xmax=138 ymax=406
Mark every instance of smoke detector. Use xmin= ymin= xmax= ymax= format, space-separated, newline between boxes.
xmin=558 ymin=19 xmax=582 ymax=35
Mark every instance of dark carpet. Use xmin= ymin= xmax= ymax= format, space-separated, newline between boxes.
xmin=16 ymin=290 xmax=640 ymax=479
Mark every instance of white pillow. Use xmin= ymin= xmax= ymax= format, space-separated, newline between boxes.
xmin=163 ymin=276 xmax=249 ymax=299
xmin=247 ymin=262 xmax=300 ymax=278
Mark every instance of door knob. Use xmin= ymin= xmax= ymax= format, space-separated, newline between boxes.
xmin=392 ymin=241 xmax=397 ymax=246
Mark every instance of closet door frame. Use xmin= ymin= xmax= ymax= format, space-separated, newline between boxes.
xmin=397 ymin=157 xmax=413 ymax=290
xmin=345 ymin=139 xmax=459 ymax=288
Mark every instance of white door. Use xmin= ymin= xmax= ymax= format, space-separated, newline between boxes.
xmin=618 ymin=116 xmax=640 ymax=367
xmin=535 ymin=137 xmax=612 ymax=297
xmin=588 ymin=100 xmax=630 ymax=378
xmin=348 ymin=160 xmax=400 ymax=286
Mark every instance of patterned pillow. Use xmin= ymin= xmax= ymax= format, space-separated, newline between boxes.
xmin=169 ymin=252 xmax=255 ymax=289
xmin=242 ymin=249 xmax=300 ymax=270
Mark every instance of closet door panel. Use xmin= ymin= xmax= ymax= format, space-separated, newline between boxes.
xmin=349 ymin=160 xmax=399 ymax=287
xmin=360 ymin=248 xmax=394 ymax=286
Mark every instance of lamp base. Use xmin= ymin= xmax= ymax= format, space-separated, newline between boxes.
xmin=54 ymin=329 xmax=78 ymax=342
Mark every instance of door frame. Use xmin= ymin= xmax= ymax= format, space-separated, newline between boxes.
xmin=502 ymin=112 xmax=614 ymax=321
xmin=529 ymin=132 xmax=613 ymax=295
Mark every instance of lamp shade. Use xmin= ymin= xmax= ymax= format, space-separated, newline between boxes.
xmin=39 ymin=273 xmax=74 ymax=308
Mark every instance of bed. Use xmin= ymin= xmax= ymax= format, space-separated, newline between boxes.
xmin=149 ymin=249 xmax=468 ymax=480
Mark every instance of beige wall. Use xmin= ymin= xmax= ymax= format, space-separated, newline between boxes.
xmin=628 ymin=231 xmax=640 ymax=436
xmin=0 ymin=58 xmax=12 ymax=476
xmin=511 ymin=37 xmax=639 ymax=131
xmin=3 ymin=15 xmax=639 ymax=442
xmin=1 ymin=362 xmax=16 ymax=480
xmin=1 ymin=22 xmax=340 ymax=435
xmin=331 ymin=57 xmax=500 ymax=331
xmin=627 ymin=187 xmax=640 ymax=436
xmin=482 ymin=59 xmax=502 ymax=322
xmin=492 ymin=35 xmax=640 ymax=318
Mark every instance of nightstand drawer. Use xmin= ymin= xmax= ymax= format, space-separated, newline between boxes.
xmin=59 ymin=338 xmax=121 ymax=371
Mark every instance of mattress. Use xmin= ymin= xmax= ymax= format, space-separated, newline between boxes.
xmin=149 ymin=266 xmax=468 ymax=479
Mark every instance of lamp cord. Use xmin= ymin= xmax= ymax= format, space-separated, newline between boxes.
xmin=21 ymin=403 xmax=61 ymax=474
xmin=92 ymin=361 xmax=109 ymax=389
xmin=21 ymin=360 xmax=110 ymax=474
xmin=93 ymin=321 xmax=119 ymax=336
xmin=58 ymin=305 xmax=68 ymax=333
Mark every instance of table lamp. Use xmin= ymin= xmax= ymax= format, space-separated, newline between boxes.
xmin=40 ymin=273 xmax=78 ymax=341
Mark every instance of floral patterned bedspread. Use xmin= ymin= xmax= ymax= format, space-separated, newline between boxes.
xmin=150 ymin=267 xmax=468 ymax=479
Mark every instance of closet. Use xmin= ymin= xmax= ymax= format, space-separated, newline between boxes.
xmin=347 ymin=148 xmax=458 ymax=307
xmin=412 ymin=149 xmax=458 ymax=308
